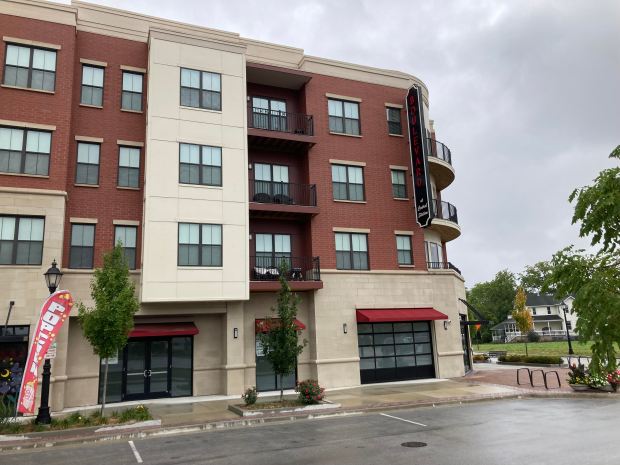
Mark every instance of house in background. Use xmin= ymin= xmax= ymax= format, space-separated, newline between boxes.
xmin=491 ymin=294 xmax=576 ymax=343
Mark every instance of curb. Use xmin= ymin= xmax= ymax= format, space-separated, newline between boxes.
xmin=1 ymin=389 xmax=614 ymax=452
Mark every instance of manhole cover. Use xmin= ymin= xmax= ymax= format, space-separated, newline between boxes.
xmin=401 ymin=441 xmax=427 ymax=448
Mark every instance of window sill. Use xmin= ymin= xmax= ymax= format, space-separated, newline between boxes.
xmin=179 ymin=183 xmax=223 ymax=189
xmin=398 ymin=264 xmax=416 ymax=268
xmin=388 ymin=133 xmax=404 ymax=138
xmin=329 ymin=131 xmax=362 ymax=138
xmin=1 ymin=84 xmax=55 ymax=95
xmin=180 ymin=105 xmax=222 ymax=114
xmin=74 ymin=183 xmax=99 ymax=188
xmin=333 ymin=199 xmax=366 ymax=204
xmin=117 ymin=186 xmax=141 ymax=191
xmin=393 ymin=197 xmax=409 ymax=201
xmin=80 ymin=103 xmax=103 ymax=109
xmin=65 ymin=268 xmax=94 ymax=273
xmin=121 ymin=108 xmax=144 ymax=114
xmin=177 ymin=266 xmax=223 ymax=270
xmin=335 ymin=268 xmax=371 ymax=272
xmin=0 ymin=264 xmax=42 ymax=269
xmin=0 ymin=172 xmax=49 ymax=179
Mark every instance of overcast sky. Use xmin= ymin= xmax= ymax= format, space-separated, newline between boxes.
xmin=64 ymin=0 xmax=620 ymax=286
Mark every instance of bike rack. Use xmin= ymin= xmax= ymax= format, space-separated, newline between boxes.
xmin=516 ymin=367 xmax=562 ymax=389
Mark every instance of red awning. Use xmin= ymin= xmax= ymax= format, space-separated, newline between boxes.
xmin=356 ymin=308 xmax=449 ymax=323
xmin=255 ymin=318 xmax=306 ymax=333
xmin=129 ymin=323 xmax=199 ymax=338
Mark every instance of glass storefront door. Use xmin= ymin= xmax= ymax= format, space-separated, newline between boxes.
xmin=255 ymin=336 xmax=296 ymax=392
xmin=99 ymin=335 xmax=193 ymax=403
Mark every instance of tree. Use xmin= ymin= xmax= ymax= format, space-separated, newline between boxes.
xmin=258 ymin=266 xmax=307 ymax=401
xmin=519 ymin=260 xmax=556 ymax=294
xmin=545 ymin=146 xmax=620 ymax=375
xmin=466 ymin=270 xmax=517 ymax=342
xmin=512 ymin=287 xmax=533 ymax=356
xmin=78 ymin=244 xmax=139 ymax=415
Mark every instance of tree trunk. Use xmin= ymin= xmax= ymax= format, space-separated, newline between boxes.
xmin=525 ymin=342 xmax=528 ymax=357
xmin=279 ymin=374 xmax=284 ymax=402
xmin=101 ymin=358 xmax=109 ymax=417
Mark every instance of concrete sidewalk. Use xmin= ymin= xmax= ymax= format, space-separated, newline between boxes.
xmin=0 ymin=378 xmax=520 ymax=450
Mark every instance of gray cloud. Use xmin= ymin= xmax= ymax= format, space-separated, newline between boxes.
xmin=66 ymin=0 xmax=620 ymax=285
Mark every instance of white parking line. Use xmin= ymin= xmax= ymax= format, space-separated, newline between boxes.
xmin=128 ymin=440 xmax=143 ymax=463
xmin=380 ymin=412 xmax=427 ymax=427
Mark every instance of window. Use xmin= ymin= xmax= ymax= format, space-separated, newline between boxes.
xmin=0 ymin=216 xmax=44 ymax=265
xmin=425 ymin=241 xmax=443 ymax=268
xmin=4 ymin=44 xmax=56 ymax=91
xmin=335 ymin=232 xmax=368 ymax=270
xmin=81 ymin=65 xmax=104 ymax=106
xmin=178 ymin=223 xmax=222 ymax=266
xmin=566 ymin=321 xmax=572 ymax=330
xmin=251 ymin=97 xmax=287 ymax=131
xmin=255 ymin=233 xmax=291 ymax=269
xmin=332 ymin=165 xmax=364 ymax=201
xmin=70 ymin=224 xmax=95 ymax=269
xmin=391 ymin=170 xmax=407 ymax=199
xmin=386 ymin=107 xmax=402 ymax=135
xmin=328 ymin=99 xmax=360 ymax=135
xmin=532 ymin=308 xmax=537 ymax=316
xmin=118 ymin=146 xmax=140 ymax=188
xmin=396 ymin=235 xmax=412 ymax=265
xmin=121 ymin=72 xmax=143 ymax=111
xmin=547 ymin=306 xmax=552 ymax=315
xmin=254 ymin=163 xmax=289 ymax=197
xmin=114 ymin=225 xmax=137 ymax=269
xmin=0 ymin=126 xmax=51 ymax=176
xmin=75 ymin=142 xmax=100 ymax=185
xmin=180 ymin=68 xmax=221 ymax=111
xmin=179 ymin=143 xmax=222 ymax=186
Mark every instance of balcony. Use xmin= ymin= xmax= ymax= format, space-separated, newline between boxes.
xmin=247 ymin=106 xmax=315 ymax=151
xmin=427 ymin=261 xmax=462 ymax=275
xmin=427 ymin=139 xmax=455 ymax=190
xmin=249 ymin=180 xmax=319 ymax=217
xmin=250 ymin=256 xmax=323 ymax=292
xmin=430 ymin=199 xmax=461 ymax=242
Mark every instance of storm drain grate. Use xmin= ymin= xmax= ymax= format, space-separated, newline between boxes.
xmin=401 ymin=441 xmax=427 ymax=448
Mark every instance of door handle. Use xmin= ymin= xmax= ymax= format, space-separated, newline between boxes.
xmin=143 ymin=370 xmax=152 ymax=378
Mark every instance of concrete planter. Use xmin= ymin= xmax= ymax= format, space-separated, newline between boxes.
xmin=229 ymin=401 xmax=341 ymax=417
xmin=568 ymin=383 xmax=590 ymax=392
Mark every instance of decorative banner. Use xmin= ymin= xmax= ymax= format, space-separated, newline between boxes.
xmin=17 ymin=290 xmax=73 ymax=415
xmin=406 ymin=86 xmax=433 ymax=228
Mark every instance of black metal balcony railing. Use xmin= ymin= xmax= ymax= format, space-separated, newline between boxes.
xmin=250 ymin=180 xmax=317 ymax=207
xmin=248 ymin=106 xmax=314 ymax=136
xmin=427 ymin=261 xmax=462 ymax=275
xmin=427 ymin=139 xmax=452 ymax=165
xmin=432 ymin=199 xmax=458 ymax=224
xmin=250 ymin=256 xmax=321 ymax=282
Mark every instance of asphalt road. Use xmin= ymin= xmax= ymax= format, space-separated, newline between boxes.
xmin=3 ymin=398 xmax=619 ymax=465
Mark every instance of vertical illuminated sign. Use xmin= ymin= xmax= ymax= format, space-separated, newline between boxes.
xmin=406 ymin=86 xmax=433 ymax=228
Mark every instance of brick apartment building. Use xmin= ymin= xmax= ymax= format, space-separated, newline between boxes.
xmin=0 ymin=0 xmax=469 ymax=412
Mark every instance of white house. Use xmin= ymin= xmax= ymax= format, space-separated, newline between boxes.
xmin=491 ymin=294 xmax=576 ymax=343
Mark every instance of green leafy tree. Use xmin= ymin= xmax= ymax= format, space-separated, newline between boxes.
xmin=545 ymin=145 xmax=620 ymax=374
xmin=512 ymin=287 xmax=533 ymax=356
xmin=258 ymin=266 xmax=307 ymax=401
xmin=78 ymin=244 xmax=139 ymax=415
xmin=467 ymin=270 xmax=517 ymax=342
xmin=519 ymin=260 xmax=556 ymax=294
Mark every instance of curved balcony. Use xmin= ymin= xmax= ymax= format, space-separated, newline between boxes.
xmin=430 ymin=199 xmax=461 ymax=242
xmin=427 ymin=139 xmax=455 ymax=190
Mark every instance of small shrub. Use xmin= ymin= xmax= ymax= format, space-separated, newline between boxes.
xmin=587 ymin=373 xmax=607 ymax=388
xmin=473 ymin=354 xmax=489 ymax=362
xmin=296 ymin=379 xmax=325 ymax=405
xmin=498 ymin=354 xmax=563 ymax=365
xmin=527 ymin=331 xmax=541 ymax=343
xmin=119 ymin=405 xmax=151 ymax=423
xmin=241 ymin=386 xmax=258 ymax=406
xmin=567 ymin=362 xmax=588 ymax=384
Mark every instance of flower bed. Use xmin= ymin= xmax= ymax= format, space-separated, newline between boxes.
xmin=498 ymin=354 xmax=564 ymax=365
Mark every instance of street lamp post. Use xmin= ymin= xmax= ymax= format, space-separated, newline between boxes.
xmin=562 ymin=303 xmax=574 ymax=356
xmin=35 ymin=260 xmax=63 ymax=425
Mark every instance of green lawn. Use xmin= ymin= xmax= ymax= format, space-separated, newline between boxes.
xmin=474 ymin=341 xmax=594 ymax=357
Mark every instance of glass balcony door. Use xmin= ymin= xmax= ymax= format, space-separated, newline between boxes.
xmin=254 ymin=163 xmax=289 ymax=199
xmin=252 ymin=97 xmax=287 ymax=132
xmin=255 ymin=233 xmax=292 ymax=275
